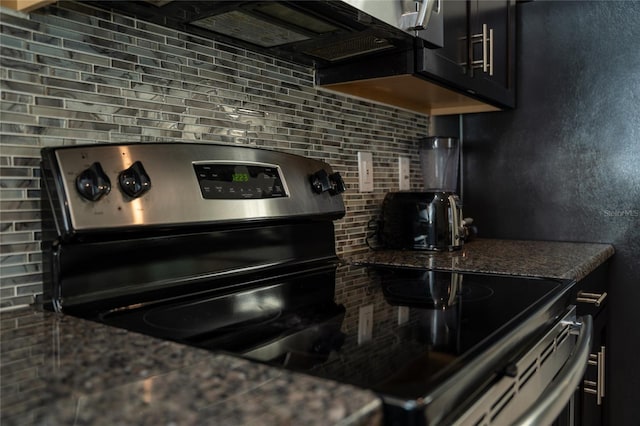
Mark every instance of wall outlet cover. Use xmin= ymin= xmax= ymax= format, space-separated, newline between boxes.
xmin=399 ymin=156 xmax=410 ymax=190
xmin=357 ymin=151 xmax=374 ymax=192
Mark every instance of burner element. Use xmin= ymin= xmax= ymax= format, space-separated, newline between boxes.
xmin=381 ymin=270 xmax=494 ymax=308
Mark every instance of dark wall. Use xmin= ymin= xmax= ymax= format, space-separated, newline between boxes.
xmin=462 ymin=2 xmax=640 ymax=425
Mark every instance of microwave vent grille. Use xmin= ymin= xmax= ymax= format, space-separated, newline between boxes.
xmin=304 ymin=34 xmax=394 ymax=62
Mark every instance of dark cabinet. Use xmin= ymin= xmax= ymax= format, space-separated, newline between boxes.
xmin=575 ymin=263 xmax=609 ymax=426
xmin=416 ymin=0 xmax=516 ymax=108
xmin=317 ymin=0 xmax=516 ymax=115
xmin=468 ymin=0 xmax=516 ymax=106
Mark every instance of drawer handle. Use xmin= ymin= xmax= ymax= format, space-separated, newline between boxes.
xmin=577 ymin=291 xmax=607 ymax=307
xmin=583 ymin=346 xmax=606 ymax=405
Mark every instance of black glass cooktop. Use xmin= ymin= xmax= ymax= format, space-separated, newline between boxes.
xmin=315 ymin=267 xmax=566 ymax=395
xmin=86 ymin=264 xmax=571 ymax=424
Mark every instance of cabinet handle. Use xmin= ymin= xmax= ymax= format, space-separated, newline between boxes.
xmin=577 ymin=291 xmax=608 ymax=307
xmin=488 ymin=27 xmax=494 ymax=76
xmin=471 ymin=24 xmax=494 ymax=76
xmin=599 ymin=346 xmax=605 ymax=400
xmin=482 ymin=24 xmax=488 ymax=72
xmin=584 ymin=381 xmax=597 ymax=394
xmin=583 ymin=346 xmax=606 ymax=405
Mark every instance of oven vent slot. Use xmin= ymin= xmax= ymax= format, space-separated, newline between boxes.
xmin=540 ymin=323 xmax=571 ymax=367
xmin=517 ymin=360 xmax=537 ymax=391
xmin=540 ymin=339 xmax=556 ymax=366
xmin=556 ymin=323 xmax=571 ymax=346
xmin=489 ymin=384 xmax=515 ymax=423
xmin=472 ymin=415 xmax=486 ymax=426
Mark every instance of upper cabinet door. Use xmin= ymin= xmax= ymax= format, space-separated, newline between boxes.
xmin=467 ymin=0 xmax=517 ymax=107
xmin=416 ymin=0 xmax=516 ymax=109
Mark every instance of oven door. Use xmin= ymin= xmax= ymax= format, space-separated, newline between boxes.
xmin=451 ymin=307 xmax=592 ymax=426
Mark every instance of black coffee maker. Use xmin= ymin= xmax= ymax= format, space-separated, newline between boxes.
xmin=379 ymin=137 xmax=472 ymax=251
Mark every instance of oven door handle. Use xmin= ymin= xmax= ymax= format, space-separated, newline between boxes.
xmin=513 ymin=314 xmax=593 ymax=426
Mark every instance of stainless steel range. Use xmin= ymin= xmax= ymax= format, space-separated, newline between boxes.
xmin=40 ymin=143 xmax=592 ymax=426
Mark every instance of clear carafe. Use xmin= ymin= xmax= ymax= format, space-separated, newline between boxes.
xmin=419 ymin=137 xmax=460 ymax=192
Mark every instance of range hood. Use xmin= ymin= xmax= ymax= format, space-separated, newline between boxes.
xmin=86 ymin=0 xmax=443 ymax=66
xmin=85 ymin=0 xmax=505 ymax=116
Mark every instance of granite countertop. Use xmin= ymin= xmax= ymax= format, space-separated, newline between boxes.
xmin=346 ymin=238 xmax=615 ymax=281
xmin=1 ymin=238 xmax=614 ymax=425
xmin=0 ymin=307 xmax=382 ymax=426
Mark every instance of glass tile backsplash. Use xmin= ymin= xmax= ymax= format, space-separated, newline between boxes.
xmin=0 ymin=2 xmax=428 ymax=309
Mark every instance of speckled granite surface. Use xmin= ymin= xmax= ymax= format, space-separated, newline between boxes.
xmin=0 ymin=308 xmax=382 ymax=426
xmin=346 ymin=238 xmax=614 ymax=281
xmin=1 ymin=238 xmax=613 ymax=425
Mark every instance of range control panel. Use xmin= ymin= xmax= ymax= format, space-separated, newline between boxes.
xmin=41 ymin=143 xmax=345 ymax=234
xmin=193 ymin=163 xmax=287 ymax=199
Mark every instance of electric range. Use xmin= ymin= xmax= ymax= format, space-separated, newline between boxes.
xmin=41 ymin=142 xmax=590 ymax=426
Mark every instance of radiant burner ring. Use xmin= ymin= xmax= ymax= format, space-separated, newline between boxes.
xmin=381 ymin=277 xmax=495 ymax=308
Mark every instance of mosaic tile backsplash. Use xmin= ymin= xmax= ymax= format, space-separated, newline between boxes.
xmin=0 ymin=2 xmax=429 ymax=309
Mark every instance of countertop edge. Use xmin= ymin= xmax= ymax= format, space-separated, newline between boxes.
xmin=342 ymin=238 xmax=615 ymax=282
xmin=559 ymin=244 xmax=615 ymax=281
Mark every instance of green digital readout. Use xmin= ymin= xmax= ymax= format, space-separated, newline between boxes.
xmin=232 ymin=173 xmax=249 ymax=182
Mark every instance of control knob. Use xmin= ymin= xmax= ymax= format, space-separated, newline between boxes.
xmin=310 ymin=169 xmax=331 ymax=194
xmin=311 ymin=170 xmax=346 ymax=195
xmin=118 ymin=161 xmax=151 ymax=198
xmin=329 ymin=172 xmax=346 ymax=195
xmin=75 ymin=162 xmax=111 ymax=201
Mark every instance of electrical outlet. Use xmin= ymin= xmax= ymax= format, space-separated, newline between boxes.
xmin=357 ymin=152 xmax=374 ymax=192
xmin=357 ymin=304 xmax=374 ymax=344
xmin=398 ymin=306 xmax=410 ymax=325
xmin=399 ymin=156 xmax=410 ymax=190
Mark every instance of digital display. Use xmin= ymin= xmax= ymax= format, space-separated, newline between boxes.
xmin=232 ymin=173 xmax=249 ymax=182
xmin=193 ymin=163 xmax=287 ymax=199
